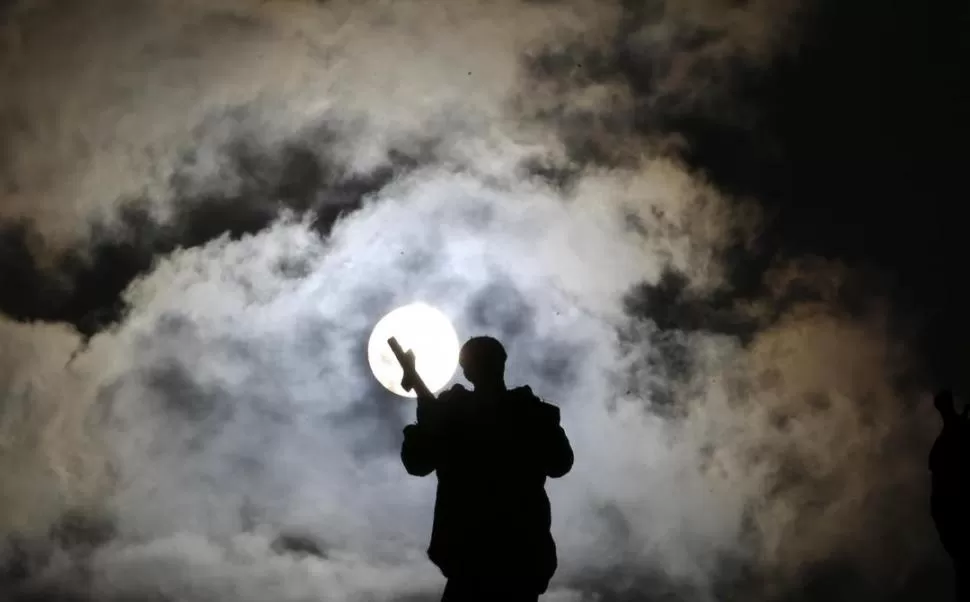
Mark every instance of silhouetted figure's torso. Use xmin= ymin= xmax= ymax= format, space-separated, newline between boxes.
xmin=930 ymin=398 xmax=970 ymax=601
xmin=402 ymin=384 xmax=573 ymax=600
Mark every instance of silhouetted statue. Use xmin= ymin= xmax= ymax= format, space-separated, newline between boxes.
xmin=396 ymin=336 xmax=574 ymax=601
xmin=930 ymin=389 xmax=970 ymax=601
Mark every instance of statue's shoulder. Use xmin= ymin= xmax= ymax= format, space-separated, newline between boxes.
xmin=509 ymin=385 xmax=539 ymax=402
xmin=438 ymin=383 xmax=470 ymax=402
xmin=509 ymin=386 xmax=560 ymax=423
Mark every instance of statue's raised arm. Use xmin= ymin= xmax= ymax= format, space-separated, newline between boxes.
xmin=392 ymin=336 xmax=445 ymax=478
xmin=387 ymin=337 xmax=436 ymax=416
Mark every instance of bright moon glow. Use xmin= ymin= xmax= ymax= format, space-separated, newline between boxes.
xmin=367 ymin=302 xmax=460 ymax=397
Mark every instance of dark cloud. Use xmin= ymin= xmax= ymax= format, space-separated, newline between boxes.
xmin=624 ymin=269 xmax=756 ymax=338
xmin=520 ymin=0 xmax=807 ymax=167
xmin=0 ymin=114 xmax=435 ymax=337
xmin=518 ymin=0 xmax=966 ymax=391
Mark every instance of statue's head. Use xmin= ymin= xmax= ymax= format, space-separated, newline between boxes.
xmin=934 ymin=389 xmax=955 ymax=416
xmin=459 ymin=336 xmax=507 ymax=389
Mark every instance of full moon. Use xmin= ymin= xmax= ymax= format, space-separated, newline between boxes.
xmin=367 ymin=302 xmax=461 ymax=397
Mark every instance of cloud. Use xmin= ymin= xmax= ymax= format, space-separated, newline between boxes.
xmin=0 ymin=0 xmax=943 ymax=600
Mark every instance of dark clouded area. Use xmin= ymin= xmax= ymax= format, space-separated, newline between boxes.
xmin=0 ymin=110 xmax=435 ymax=337
xmin=0 ymin=0 xmax=965 ymax=601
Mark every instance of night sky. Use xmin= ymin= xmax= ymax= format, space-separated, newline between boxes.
xmin=680 ymin=0 xmax=966 ymax=389
xmin=1 ymin=0 xmax=968 ymax=600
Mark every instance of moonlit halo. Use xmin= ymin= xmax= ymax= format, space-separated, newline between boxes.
xmin=367 ymin=302 xmax=461 ymax=397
